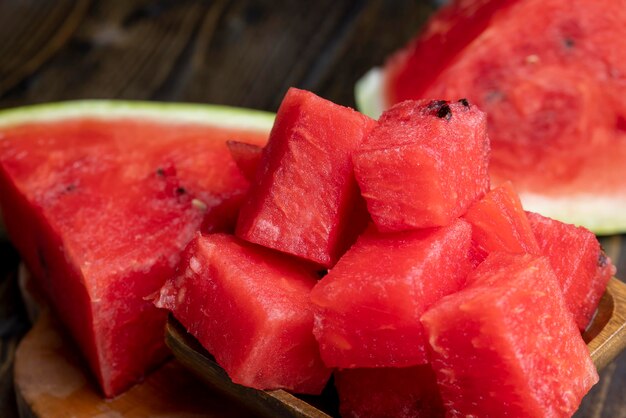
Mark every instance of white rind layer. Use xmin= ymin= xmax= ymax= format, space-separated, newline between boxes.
xmin=354 ymin=68 xmax=385 ymax=120
xmin=0 ymin=100 xmax=275 ymax=131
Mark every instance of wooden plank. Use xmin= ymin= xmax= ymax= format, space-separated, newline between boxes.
xmin=0 ymin=0 xmax=91 ymax=97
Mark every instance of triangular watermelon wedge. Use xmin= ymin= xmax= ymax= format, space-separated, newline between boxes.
xmin=0 ymin=101 xmax=273 ymax=397
xmin=355 ymin=0 xmax=626 ymax=235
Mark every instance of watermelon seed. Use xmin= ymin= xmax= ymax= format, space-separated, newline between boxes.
xmin=436 ymin=104 xmax=452 ymax=120
xmin=458 ymin=98 xmax=470 ymax=108
xmin=598 ymin=251 xmax=609 ymax=268
xmin=192 ymin=199 xmax=207 ymax=211
xmin=427 ymin=100 xmax=447 ymax=111
xmin=176 ymin=187 xmax=186 ymax=195
xmin=64 ymin=184 xmax=77 ymax=192
xmin=563 ymin=38 xmax=575 ymax=49
xmin=156 ymin=168 xmax=165 ymax=177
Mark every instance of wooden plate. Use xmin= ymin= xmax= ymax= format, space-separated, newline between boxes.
xmin=165 ymin=277 xmax=626 ymax=418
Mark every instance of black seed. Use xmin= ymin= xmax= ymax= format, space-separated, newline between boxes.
xmin=427 ymin=100 xmax=447 ymax=111
xmin=598 ymin=251 xmax=608 ymax=268
xmin=156 ymin=167 xmax=165 ymax=177
xmin=65 ymin=184 xmax=77 ymax=192
xmin=563 ymin=38 xmax=575 ymax=49
xmin=176 ymin=187 xmax=186 ymax=195
xmin=436 ymin=104 xmax=452 ymax=120
xmin=458 ymin=98 xmax=470 ymax=108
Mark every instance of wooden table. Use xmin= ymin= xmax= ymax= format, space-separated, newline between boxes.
xmin=1 ymin=1 xmax=625 ymax=417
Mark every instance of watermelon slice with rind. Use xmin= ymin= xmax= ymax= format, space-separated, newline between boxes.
xmin=355 ymin=0 xmax=626 ymax=234
xmin=0 ymin=100 xmax=273 ymax=397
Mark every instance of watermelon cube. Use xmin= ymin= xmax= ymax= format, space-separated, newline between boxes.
xmin=353 ymin=99 xmax=490 ymax=231
xmin=226 ymin=140 xmax=263 ymax=182
xmin=310 ymin=219 xmax=472 ymax=368
xmin=421 ymin=252 xmax=599 ymax=417
xmin=155 ymin=233 xmax=331 ymax=394
xmin=0 ymin=113 xmax=269 ymax=397
xmin=236 ymin=88 xmax=375 ymax=267
xmin=527 ymin=211 xmax=615 ymax=330
xmin=335 ymin=366 xmax=444 ymax=418
xmin=463 ymin=181 xmax=540 ymax=264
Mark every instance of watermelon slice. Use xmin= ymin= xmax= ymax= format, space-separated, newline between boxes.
xmin=353 ymin=99 xmax=489 ymax=231
xmin=155 ymin=233 xmax=331 ymax=394
xmin=310 ymin=219 xmax=472 ymax=368
xmin=527 ymin=211 xmax=615 ymax=330
xmin=0 ymin=101 xmax=272 ymax=397
xmin=335 ymin=366 xmax=444 ymax=418
xmin=421 ymin=252 xmax=598 ymax=417
xmin=463 ymin=181 xmax=540 ymax=264
xmin=236 ymin=88 xmax=375 ymax=267
xmin=356 ymin=0 xmax=626 ymax=234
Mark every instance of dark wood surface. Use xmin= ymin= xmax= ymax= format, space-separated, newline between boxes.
xmin=1 ymin=1 xmax=625 ymax=417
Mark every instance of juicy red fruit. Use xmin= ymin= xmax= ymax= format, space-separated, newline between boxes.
xmin=311 ymin=219 xmax=472 ymax=368
xmin=422 ymin=252 xmax=598 ymax=417
xmin=463 ymin=181 xmax=540 ymax=265
xmin=156 ymin=233 xmax=331 ymax=394
xmin=236 ymin=88 xmax=375 ymax=267
xmin=335 ymin=366 xmax=444 ymax=418
xmin=0 ymin=118 xmax=267 ymax=397
xmin=528 ymin=211 xmax=615 ymax=330
xmin=353 ymin=99 xmax=489 ymax=231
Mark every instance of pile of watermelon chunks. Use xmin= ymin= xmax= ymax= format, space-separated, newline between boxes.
xmin=156 ymin=88 xmax=614 ymax=417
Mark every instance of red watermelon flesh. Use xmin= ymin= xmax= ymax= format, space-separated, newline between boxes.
xmin=310 ymin=219 xmax=472 ymax=368
xmin=527 ymin=211 xmax=615 ymax=330
xmin=463 ymin=181 xmax=539 ymax=265
xmin=226 ymin=140 xmax=263 ymax=182
xmin=155 ymin=233 xmax=331 ymax=394
xmin=421 ymin=252 xmax=598 ymax=417
xmin=383 ymin=0 xmax=626 ymax=203
xmin=353 ymin=99 xmax=489 ymax=231
xmin=335 ymin=366 xmax=444 ymax=418
xmin=236 ymin=88 xmax=375 ymax=267
xmin=0 ymin=117 xmax=267 ymax=397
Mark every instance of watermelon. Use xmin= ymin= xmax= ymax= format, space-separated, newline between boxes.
xmin=236 ymin=88 xmax=375 ymax=267
xmin=463 ymin=181 xmax=540 ymax=264
xmin=527 ymin=211 xmax=615 ymax=330
xmin=226 ymin=140 xmax=263 ymax=182
xmin=155 ymin=233 xmax=331 ymax=394
xmin=334 ymin=365 xmax=444 ymax=418
xmin=356 ymin=0 xmax=626 ymax=234
xmin=0 ymin=101 xmax=273 ymax=397
xmin=421 ymin=252 xmax=598 ymax=417
xmin=310 ymin=219 xmax=472 ymax=368
xmin=353 ymin=99 xmax=489 ymax=231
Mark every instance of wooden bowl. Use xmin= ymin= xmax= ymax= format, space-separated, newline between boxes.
xmin=165 ymin=277 xmax=626 ymax=418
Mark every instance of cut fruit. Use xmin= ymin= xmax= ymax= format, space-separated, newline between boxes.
xmin=311 ymin=219 xmax=472 ymax=368
xmin=356 ymin=0 xmax=626 ymax=234
xmin=226 ymin=140 xmax=263 ymax=182
xmin=421 ymin=252 xmax=598 ymax=417
xmin=353 ymin=99 xmax=489 ymax=231
xmin=236 ymin=88 xmax=375 ymax=267
xmin=527 ymin=211 xmax=615 ymax=330
xmin=155 ymin=233 xmax=331 ymax=394
xmin=0 ymin=101 xmax=272 ymax=397
xmin=335 ymin=365 xmax=444 ymax=418
xmin=463 ymin=181 xmax=539 ymax=265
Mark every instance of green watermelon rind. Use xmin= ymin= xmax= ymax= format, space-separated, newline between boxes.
xmin=0 ymin=100 xmax=275 ymax=237
xmin=355 ymin=70 xmax=626 ymax=236
xmin=0 ymin=100 xmax=276 ymax=131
